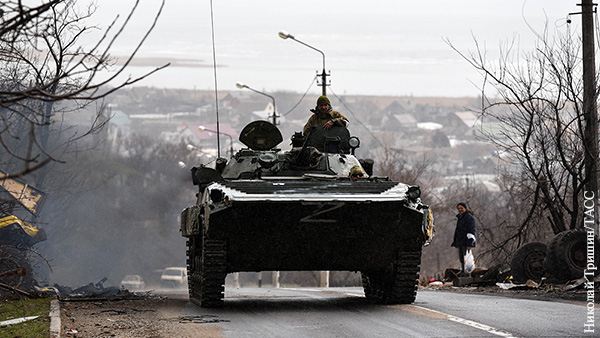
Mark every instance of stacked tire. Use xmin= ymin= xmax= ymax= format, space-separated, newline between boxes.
xmin=544 ymin=229 xmax=599 ymax=282
xmin=509 ymin=242 xmax=547 ymax=283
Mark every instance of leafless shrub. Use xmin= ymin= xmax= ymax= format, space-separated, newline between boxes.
xmin=0 ymin=0 xmax=167 ymax=179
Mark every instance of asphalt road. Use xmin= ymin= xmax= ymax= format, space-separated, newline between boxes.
xmin=170 ymin=287 xmax=595 ymax=338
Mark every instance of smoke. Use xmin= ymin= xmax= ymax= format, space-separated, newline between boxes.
xmin=35 ymin=133 xmax=196 ymax=288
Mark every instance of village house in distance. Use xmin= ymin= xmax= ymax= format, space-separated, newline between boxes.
xmin=101 ymin=87 xmax=499 ymax=191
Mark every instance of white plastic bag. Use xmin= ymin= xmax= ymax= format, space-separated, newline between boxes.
xmin=464 ymin=249 xmax=475 ymax=273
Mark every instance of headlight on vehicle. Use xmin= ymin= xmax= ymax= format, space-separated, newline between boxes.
xmin=407 ymin=186 xmax=421 ymax=200
xmin=210 ymin=189 xmax=225 ymax=204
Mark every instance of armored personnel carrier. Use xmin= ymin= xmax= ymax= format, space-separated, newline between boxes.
xmin=180 ymin=121 xmax=434 ymax=307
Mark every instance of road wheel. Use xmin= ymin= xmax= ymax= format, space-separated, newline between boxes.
xmin=509 ymin=242 xmax=547 ymax=283
xmin=545 ymin=229 xmax=599 ymax=282
xmin=361 ymin=249 xmax=422 ymax=304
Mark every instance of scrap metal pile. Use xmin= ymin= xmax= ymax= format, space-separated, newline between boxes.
xmin=0 ymin=170 xmax=46 ymax=298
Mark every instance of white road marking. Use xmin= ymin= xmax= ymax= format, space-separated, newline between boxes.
xmin=413 ymin=305 xmax=519 ymax=338
xmin=281 ymin=288 xmax=519 ymax=337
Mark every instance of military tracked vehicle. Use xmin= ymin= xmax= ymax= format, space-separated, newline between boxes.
xmin=180 ymin=120 xmax=434 ymax=307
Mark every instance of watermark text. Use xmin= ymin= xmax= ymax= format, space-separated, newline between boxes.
xmin=583 ymin=191 xmax=596 ymax=334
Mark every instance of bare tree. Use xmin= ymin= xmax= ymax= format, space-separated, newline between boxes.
xmin=375 ymin=145 xmax=442 ymax=204
xmin=0 ymin=0 xmax=167 ymax=179
xmin=448 ymin=23 xmax=591 ymax=243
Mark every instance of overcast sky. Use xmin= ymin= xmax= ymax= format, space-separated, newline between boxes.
xmin=89 ymin=1 xmax=578 ymax=97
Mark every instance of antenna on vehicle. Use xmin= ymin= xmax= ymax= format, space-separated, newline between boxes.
xmin=209 ymin=0 xmax=221 ymax=158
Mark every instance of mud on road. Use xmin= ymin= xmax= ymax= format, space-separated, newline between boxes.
xmin=60 ymin=296 xmax=224 ymax=338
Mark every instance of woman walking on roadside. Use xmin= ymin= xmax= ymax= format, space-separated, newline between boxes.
xmin=451 ymin=202 xmax=476 ymax=277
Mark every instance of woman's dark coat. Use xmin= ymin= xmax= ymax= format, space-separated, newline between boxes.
xmin=451 ymin=211 xmax=476 ymax=248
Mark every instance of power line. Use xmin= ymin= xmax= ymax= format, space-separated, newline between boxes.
xmin=283 ymin=75 xmax=317 ymax=117
xmin=328 ymin=86 xmax=385 ymax=148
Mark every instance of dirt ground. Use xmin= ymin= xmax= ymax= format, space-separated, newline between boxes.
xmin=59 ymin=296 xmax=224 ymax=338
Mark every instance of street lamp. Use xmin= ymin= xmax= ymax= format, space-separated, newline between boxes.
xmin=236 ymin=82 xmax=279 ymax=125
xmin=198 ymin=126 xmax=234 ymax=157
xmin=279 ymin=30 xmax=329 ymax=96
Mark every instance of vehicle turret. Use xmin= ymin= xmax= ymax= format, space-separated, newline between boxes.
xmin=181 ymin=120 xmax=434 ymax=307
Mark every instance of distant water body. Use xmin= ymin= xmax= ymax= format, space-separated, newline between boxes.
xmin=93 ymin=0 xmax=573 ymax=97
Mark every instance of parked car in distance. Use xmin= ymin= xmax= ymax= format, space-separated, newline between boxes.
xmin=120 ymin=274 xmax=145 ymax=291
xmin=160 ymin=267 xmax=188 ymax=288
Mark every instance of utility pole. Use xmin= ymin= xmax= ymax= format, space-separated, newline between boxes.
xmin=318 ymin=67 xmax=329 ymax=96
xmin=581 ymin=0 xmax=599 ymax=204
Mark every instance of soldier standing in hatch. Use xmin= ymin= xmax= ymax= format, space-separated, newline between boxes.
xmin=303 ymin=95 xmax=348 ymax=135
xmin=451 ymin=202 xmax=476 ymax=277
